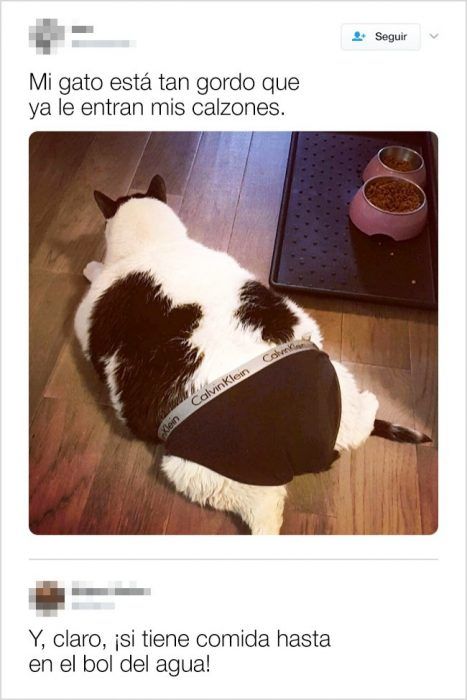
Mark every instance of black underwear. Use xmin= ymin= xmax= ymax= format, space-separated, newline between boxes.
xmin=163 ymin=347 xmax=342 ymax=486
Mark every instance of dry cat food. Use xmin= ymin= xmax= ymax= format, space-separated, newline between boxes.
xmin=380 ymin=153 xmax=416 ymax=172
xmin=365 ymin=178 xmax=424 ymax=213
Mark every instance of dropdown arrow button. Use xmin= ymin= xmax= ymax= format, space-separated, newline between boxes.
xmin=429 ymin=33 xmax=439 ymax=39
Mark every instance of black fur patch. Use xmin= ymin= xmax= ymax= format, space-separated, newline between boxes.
xmin=235 ymin=281 xmax=298 ymax=343
xmin=89 ymin=272 xmax=203 ymax=442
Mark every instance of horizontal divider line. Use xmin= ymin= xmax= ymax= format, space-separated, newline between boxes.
xmin=29 ymin=557 xmax=439 ymax=562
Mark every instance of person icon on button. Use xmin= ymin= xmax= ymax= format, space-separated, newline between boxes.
xmin=352 ymin=31 xmax=366 ymax=41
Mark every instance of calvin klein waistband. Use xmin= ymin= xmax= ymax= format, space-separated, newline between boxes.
xmin=158 ymin=337 xmax=318 ymax=442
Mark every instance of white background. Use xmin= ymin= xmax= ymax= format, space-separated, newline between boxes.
xmin=1 ymin=1 xmax=466 ymax=698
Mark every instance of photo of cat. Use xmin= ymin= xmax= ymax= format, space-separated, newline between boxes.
xmin=29 ymin=132 xmax=438 ymax=535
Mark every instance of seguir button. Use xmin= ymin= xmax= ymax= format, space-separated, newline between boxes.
xmin=342 ymin=24 xmax=421 ymax=50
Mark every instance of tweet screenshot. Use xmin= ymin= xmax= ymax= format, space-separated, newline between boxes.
xmin=1 ymin=0 xmax=465 ymax=698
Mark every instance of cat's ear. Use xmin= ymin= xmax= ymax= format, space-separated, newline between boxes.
xmin=146 ymin=174 xmax=167 ymax=203
xmin=94 ymin=190 xmax=118 ymax=219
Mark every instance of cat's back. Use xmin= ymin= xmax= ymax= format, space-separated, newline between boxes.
xmin=74 ymin=240 xmax=257 ymax=440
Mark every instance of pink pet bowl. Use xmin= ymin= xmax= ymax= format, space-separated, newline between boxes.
xmin=363 ymin=145 xmax=427 ymax=188
xmin=349 ymin=176 xmax=428 ymax=241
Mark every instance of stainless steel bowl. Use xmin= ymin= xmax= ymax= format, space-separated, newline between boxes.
xmin=363 ymin=145 xmax=427 ymax=187
xmin=363 ymin=176 xmax=426 ymax=215
xmin=378 ymin=145 xmax=424 ymax=173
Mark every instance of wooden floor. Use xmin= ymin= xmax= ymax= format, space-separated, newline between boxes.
xmin=29 ymin=132 xmax=438 ymax=535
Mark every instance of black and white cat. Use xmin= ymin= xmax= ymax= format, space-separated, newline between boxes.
xmin=75 ymin=175 xmax=429 ymax=535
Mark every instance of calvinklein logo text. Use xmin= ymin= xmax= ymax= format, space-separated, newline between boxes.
xmin=263 ymin=341 xmax=307 ymax=363
xmin=191 ymin=369 xmax=250 ymax=406
xmin=159 ymin=415 xmax=180 ymax=439
xmin=157 ymin=339 xmax=316 ymax=441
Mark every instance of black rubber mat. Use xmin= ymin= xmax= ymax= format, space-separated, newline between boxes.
xmin=270 ymin=132 xmax=438 ymax=309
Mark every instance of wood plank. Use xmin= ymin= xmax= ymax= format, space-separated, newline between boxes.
xmin=179 ymin=131 xmax=252 ymax=250
xmin=29 ymin=270 xmax=85 ymax=420
xmin=164 ymin=491 xmax=246 ymax=535
xmin=114 ymin=451 xmax=175 ymax=535
xmin=227 ymin=131 xmax=291 ymax=281
xmin=130 ymin=132 xmax=202 ymax=206
xmin=31 ymin=132 xmax=150 ymax=274
xmin=290 ymin=292 xmax=343 ymax=360
xmin=287 ymin=468 xmax=339 ymax=520
xmin=77 ymin=437 xmax=174 ymax=535
xmin=335 ymin=363 xmax=422 ymax=534
xmin=44 ymin=334 xmax=110 ymax=406
xmin=30 ymin=132 xmax=96 ymax=260
xmin=341 ymin=302 xmax=411 ymax=369
xmin=29 ymin=398 xmax=112 ymax=534
xmin=417 ymin=445 xmax=438 ymax=534
xmin=29 ymin=131 xmax=46 ymax=160
xmin=282 ymin=507 xmax=336 ymax=535
xmin=409 ymin=310 xmax=438 ymax=443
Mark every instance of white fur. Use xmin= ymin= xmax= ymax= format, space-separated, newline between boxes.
xmin=75 ymin=197 xmax=379 ymax=535
xmin=104 ymin=353 xmax=125 ymax=422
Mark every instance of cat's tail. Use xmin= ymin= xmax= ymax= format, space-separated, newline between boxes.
xmin=371 ymin=419 xmax=431 ymax=444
